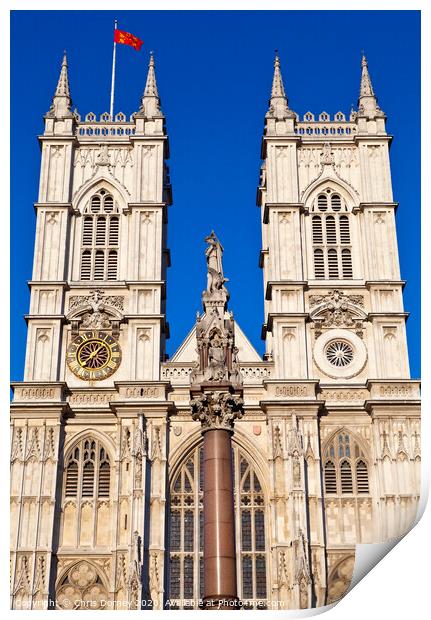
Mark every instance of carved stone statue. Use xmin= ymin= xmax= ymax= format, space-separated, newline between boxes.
xmin=205 ymin=332 xmax=227 ymax=381
xmin=230 ymin=346 xmax=242 ymax=384
xmin=205 ymin=231 xmax=229 ymax=296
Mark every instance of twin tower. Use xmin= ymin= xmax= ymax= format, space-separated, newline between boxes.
xmin=10 ymin=51 xmax=420 ymax=610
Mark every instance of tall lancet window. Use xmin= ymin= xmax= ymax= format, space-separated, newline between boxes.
xmin=80 ymin=190 xmax=120 ymax=281
xmin=61 ymin=437 xmax=112 ymax=549
xmin=311 ymin=189 xmax=353 ymax=279
xmin=168 ymin=443 xmax=268 ymax=609
xmin=323 ymin=431 xmax=370 ymax=495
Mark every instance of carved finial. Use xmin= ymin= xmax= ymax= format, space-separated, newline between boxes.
xmin=360 ymin=53 xmax=375 ymax=97
xmin=357 ymin=52 xmax=385 ymax=119
xmin=266 ymin=52 xmax=296 ymax=120
xmin=46 ymin=51 xmax=73 ymax=118
xmin=271 ymin=52 xmax=285 ymax=98
xmin=137 ymin=52 xmax=163 ymax=118
xmin=144 ymin=52 xmax=158 ymax=97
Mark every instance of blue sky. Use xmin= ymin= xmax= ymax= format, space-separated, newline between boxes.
xmin=10 ymin=10 xmax=421 ymax=380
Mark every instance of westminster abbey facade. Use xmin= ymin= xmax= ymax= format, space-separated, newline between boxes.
xmin=10 ymin=50 xmax=420 ymax=610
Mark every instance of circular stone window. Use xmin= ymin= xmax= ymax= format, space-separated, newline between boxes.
xmin=313 ymin=329 xmax=367 ymax=379
xmin=325 ymin=340 xmax=354 ymax=367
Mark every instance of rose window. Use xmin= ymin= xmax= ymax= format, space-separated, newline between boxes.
xmin=325 ymin=341 xmax=354 ymax=367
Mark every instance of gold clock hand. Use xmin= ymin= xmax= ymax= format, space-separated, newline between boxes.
xmin=89 ymin=345 xmax=103 ymax=359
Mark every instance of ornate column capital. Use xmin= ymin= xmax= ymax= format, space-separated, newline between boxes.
xmin=190 ymin=390 xmax=244 ymax=433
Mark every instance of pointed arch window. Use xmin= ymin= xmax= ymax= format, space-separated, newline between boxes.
xmin=311 ymin=189 xmax=354 ymax=279
xmin=62 ymin=436 xmax=113 ymax=549
xmin=168 ymin=444 xmax=268 ymax=609
xmin=323 ymin=431 xmax=369 ymax=495
xmin=79 ymin=190 xmax=120 ymax=281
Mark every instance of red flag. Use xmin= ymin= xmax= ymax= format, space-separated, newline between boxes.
xmin=114 ymin=29 xmax=143 ymax=51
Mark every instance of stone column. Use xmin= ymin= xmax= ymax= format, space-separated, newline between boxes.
xmin=191 ymin=388 xmax=243 ymax=610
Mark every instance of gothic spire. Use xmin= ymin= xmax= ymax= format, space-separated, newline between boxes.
xmin=56 ymin=52 xmax=71 ymax=98
xmin=138 ymin=52 xmax=163 ymax=118
xmin=144 ymin=52 xmax=159 ymax=98
xmin=271 ymin=53 xmax=286 ymax=98
xmin=357 ymin=53 xmax=384 ymax=118
xmin=266 ymin=52 xmax=295 ymax=120
xmin=47 ymin=52 xmax=73 ymax=118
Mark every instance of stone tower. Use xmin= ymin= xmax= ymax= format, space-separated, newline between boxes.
xmin=11 ymin=52 xmax=172 ymax=610
xmin=256 ymin=52 xmax=420 ymax=604
xmin=11 ymin=50 xmax=420 ymax=611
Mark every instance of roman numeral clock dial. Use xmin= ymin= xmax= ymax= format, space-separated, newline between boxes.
xmin=66 ymin=331 xmax=122 ymax=381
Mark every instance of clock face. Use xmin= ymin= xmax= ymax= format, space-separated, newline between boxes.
xmin=66 ymin=330 xmax=121 ymax=381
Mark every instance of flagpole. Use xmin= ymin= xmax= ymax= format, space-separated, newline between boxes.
xmin=110 ymin=20 xmax=118 ymax=119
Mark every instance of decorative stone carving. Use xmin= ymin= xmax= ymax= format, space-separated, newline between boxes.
xmin=56 ymin=561 xmax=109 ymax=610
xmin=288 ymin=424 xmax=303 ymax=487
xmin=133 ymin=426 xmax=147 ymax=457
xmin=412 ymin=430 xmax=421 ymax=458
xmin=32 ymin=556 xmax=46 ymax=596
xmin=13 ymin=555 xmax=31 ymax=595
xmin=150 ymin=426 xmax=162 ymax=461
xmin=381 ymin=428 xmax=392 ymax=459
xmin=25 ymin=427 xmax=41 ymax=461
xmin=120 ymin=427 xmax=132 ymax=459
xmin=43 ymin=427 xmax=56 ymax=460
xmin=190 ymin=232 xmax=243 ymax=387
xmin=80 ymin=310 xmax=111 ymax=330
xmin=397 ymin=430 xmax=408 ymax=458
xmin=69 ymin=289 xmax=125 ymax=312
xmin=68 ymin=289 xmax=124 ymax=336
xmin=299 ymin=577 xmax=308 ymax=609
xmin=115 ymin=554 xmax=127 ymax=591
xmin=11 ymin=428 xmax=23 ymax=462
xmin=309 ymin=289 xmax=366 ymax=338
xmin=277 ymin=550 xmax=289 ymax=588
xmin=135 ymin=451 xmax=143 ymax=488
xmin=96 ymin=145 xmax=111 ymax=167
xmin=149 ymin=552 xmax=160 ymax=605
xmin=128 ymin=566 xmax=140 ymax=610
xmin=320 ymin=142 xmax=335 ymax=165
xmin=272 ymin=424 xmax=284 ymax=460
xmin=293 ymin=530 xmax=311 ymax=587
xmin=305 ymin=433 xmax=315 ymax=460
xmin=190 ymin=391 xmax=244 ymax=433
xmin=327 ymin=555 xmax=355 ymax=604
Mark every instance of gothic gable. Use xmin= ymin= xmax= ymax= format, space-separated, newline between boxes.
xmin=170 ymin=321 xmax=262 ymax=363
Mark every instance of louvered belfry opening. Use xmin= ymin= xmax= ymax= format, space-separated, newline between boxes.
xmin=80 ymin=190 xmax=120 ymax=281
xmin=311 ymin=190 xmax=353 ymax=280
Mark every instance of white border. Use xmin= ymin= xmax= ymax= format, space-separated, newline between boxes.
xmin=3 ymin=1 xmax=428 ymax=619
